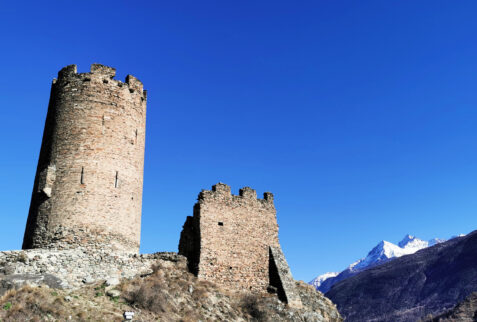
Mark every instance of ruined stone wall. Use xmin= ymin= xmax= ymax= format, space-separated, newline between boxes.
xmin=23 ymin=64 xmax=147 ymax=253
xmin=179 ymin=183 xmax=279 ymax=293
xmin=0 ymin=249 xmax=182 ymax=294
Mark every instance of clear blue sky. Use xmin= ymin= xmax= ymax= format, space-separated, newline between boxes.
xmin=1 ymin=1 xmax=477 ymax=281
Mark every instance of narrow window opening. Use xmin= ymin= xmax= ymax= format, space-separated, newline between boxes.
xmin=80 ymin=167 xmax=84 ymax=184
xmin=218 ymin=222 xmax=224 ymax=226
xmin=135 ymin=129 xmax=138 ymax=144
xmin=115 ymin=171 xmax=119 ymax=188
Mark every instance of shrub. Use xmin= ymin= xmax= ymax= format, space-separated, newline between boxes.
xmin=240 ymin=294 xmax=266 ymax=321
xmin=17 ymin=253 xmax=28 ymax=263
xmin=124 ymin=275 xmax=171 ymax=314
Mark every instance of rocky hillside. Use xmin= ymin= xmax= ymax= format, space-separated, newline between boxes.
xmin=423 ymin=292 xmax=477 ymax=321
xmin=0 ymin=251 xmax=341 ymax=321
xmin=326 ymin=230 xmax=477 ymax=322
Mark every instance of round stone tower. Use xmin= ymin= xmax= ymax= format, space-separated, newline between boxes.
xmin=22 ymin=64 xmax=147 ymax=253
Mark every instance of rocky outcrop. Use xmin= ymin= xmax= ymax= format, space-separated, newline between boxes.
xmin=326 ymin=230 xmax=477 ymax=322
xmin=295 ymin=281 xmax=342 ymax=321
xmin=425 ymin=292 xmax=477 ymax=321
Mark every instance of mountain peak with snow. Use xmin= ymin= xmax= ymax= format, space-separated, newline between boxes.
xmin=398 ymin=234 xmax=415 ymax=248
xmin=309 ymin=272 xmax=339 ymax=289
xmin=398 ymin=234 xmax=429 ymax=251
xmin=349 ymin=238 xmax=426 ymax=273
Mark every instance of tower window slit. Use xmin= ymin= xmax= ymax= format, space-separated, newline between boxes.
xmin=135 ymin=129 xmax=138 ymax=144
xmin=115 ymin=171 xmax=119 ymax=188
xmin=80 ymin=167 xmax=84 ymax=184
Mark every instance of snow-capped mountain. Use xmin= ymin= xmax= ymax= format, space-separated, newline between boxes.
xmin=326 ymin=233 xmax=472 ymax=321
xmin=309 ymin=272 xmax=339 ymax=289
xmin=310 ymin=234 xmax=448 ymax=293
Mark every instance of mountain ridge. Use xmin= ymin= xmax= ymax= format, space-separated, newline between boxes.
xmin=326 ymin=231 xmax=477 ymax=321
xmin=310 ymin=234 xmax=445 ymax=293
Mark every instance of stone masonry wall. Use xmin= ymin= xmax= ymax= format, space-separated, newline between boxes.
xmin=23 ymin=64 xmax=147 ymax=253
xmin=179 ymin=183 xmax=279 ymax=293
xmin=0 ymin=248 xmax=182 ymax=296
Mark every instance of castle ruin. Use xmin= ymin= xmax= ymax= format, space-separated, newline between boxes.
xmin=22 ymin=64 xmax=147 ymax=253
xmin=179 ymin=183 xmax=303 ymax=307
xmin=20 ymin=64 xmax=303 ymax=307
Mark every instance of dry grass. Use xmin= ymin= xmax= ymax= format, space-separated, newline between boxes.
xmin=0 ymin=286 xmax=67 ymax=321
xmin=121 ymin=261 xmax=220 ymax=320
xmin=125 ymin=274 xmax=169 ymax=313
xmin=0 ymin=284 xmax=127 ymax=322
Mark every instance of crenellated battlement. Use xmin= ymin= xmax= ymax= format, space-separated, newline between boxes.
xmin=58 ymin=64 xmax=77 ymax=78
xmin=125 ymin=74 xmax=144 ymax=94
xmin=263 ymin=191 xmax=274 ymax=202
xmin=198 ymin=183 xmax=274 ymax=204
xmin=90 ymin=63 xmax=116 ymax=78
xmin=212 ymin=182 xmax=231 ymax=195
xmin=239 ymin=186 xmax=257 ymax=199
xmin=55 ymin=64 xmax=146 ymax=98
